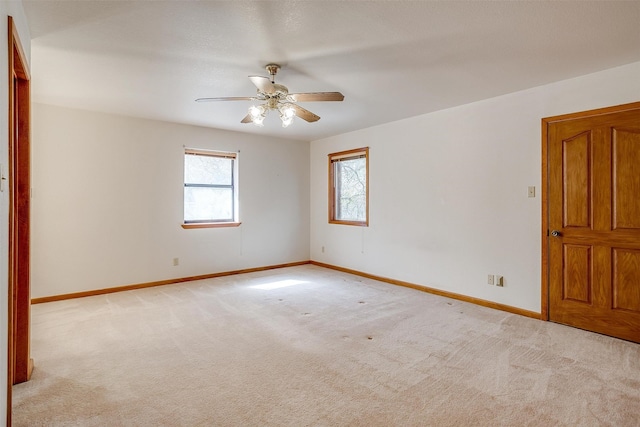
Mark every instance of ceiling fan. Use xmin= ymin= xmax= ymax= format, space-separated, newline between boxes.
xmin=196 ymin=64 xmax=344 ymax=127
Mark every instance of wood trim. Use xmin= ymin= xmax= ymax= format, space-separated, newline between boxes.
xmin=31 ymin=257 xmax=540 ymax=321
xmin=540 ymin=101 xmax=640 ymax=322
xmin=11 ymin=63 xmax=31 ymax=385
xmin=310 ymin=261 xmax=542 ymax=320
xmin=540 ymin=117 xmax=550 ymax=320
xmin=7 ymin=14 xmax=32 ymax=425
xmin=32 ymin=257 xmax=542 ymax=327
xmin=365 ymin=148 xmax=369 ymax=226
xmin=542 ymin=101 xmax=640 ymax=124
xmin=328 ymin=147 xmax=369 ymax=227
xmin=184 ymin=149 xmax=238 ymax=225
xmin=181 ymin=221 xmax=241 ymax=229
xmin=328 ymin=220 xmax=368 ymax=227
xmin=328 ymin=148 xmax=368 ymax=161
xmin=184 ymin=148 xmax=237 ymax=158
xmin=327 ymin=151 xmax=332 ymax=223
xmin=31 ymin=261 xmax=311 ymax=304
xmin=8 ymin=18 xmax=28 ymax=80
xmin=6 ymin=16 xmax=14 ymax=426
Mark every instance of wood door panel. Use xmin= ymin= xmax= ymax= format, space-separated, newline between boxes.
xmin=612 ymin=248 xmax=640 ymax=313
xmin=562 ymin=244 xmax=592 ymax=303
xmin=612 ymin=128 xmax=640 ymax=230
xmin=547 ymin=103 xmax=640 ymax=343
xmin=551 ymin=309 xmax=639 ymax=343
xmin=558 ymin=229 xmax=639 ymax=246
xmin=562 ymin=131 xmax=592 ymax=228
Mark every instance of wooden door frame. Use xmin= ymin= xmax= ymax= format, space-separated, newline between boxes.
xmin=7 ymin=15 xmax=32 ymax=425
xmin=540 ymin=101 xmax=640 ymax=322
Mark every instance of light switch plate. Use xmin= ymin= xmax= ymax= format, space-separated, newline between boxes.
xmin=528 ymin=186 xmax=535 ymax=198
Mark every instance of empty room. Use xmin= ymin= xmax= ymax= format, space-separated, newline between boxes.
xmin=2 ymin=0 xmax=640 ymax=425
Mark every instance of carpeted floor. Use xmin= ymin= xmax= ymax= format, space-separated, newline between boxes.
xmin=12 ymin=265 xmax=640 ymax=426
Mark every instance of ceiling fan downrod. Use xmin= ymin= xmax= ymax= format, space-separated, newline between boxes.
xmin=265 ymin=64 xmax=280 ymax=83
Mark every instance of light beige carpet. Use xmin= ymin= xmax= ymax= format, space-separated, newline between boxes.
xmin=12 ymin=265 xmax=640 ymax=426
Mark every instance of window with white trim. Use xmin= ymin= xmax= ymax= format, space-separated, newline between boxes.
xmin=183 ymin=149 xmax=239 ymax=228
xmin=329 ymin=147 xmax=369 ymax=226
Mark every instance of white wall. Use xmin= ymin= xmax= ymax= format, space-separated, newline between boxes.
xmin=1 ymin=1 xmax=30 ymax=423
xmin=310 ymin=61 xmax=640 ymax=313
xmin=31 ymin=104 xmax=310 ymax=298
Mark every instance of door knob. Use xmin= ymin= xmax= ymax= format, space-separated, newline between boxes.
xmin=551 ymin=230 xmax=561 ymax=237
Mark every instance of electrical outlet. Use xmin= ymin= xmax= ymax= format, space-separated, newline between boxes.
xmin=321 ymin=246 xmax=325 ymax=253
xmin=487 ymin=274 xmax=494 ymax=285
xmin=173 ymin=257 xmax=179 ymax=266
xmin=495 ymin=275 xmax=504 ymax=287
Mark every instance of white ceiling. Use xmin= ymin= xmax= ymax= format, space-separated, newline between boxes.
xmin=22 ymin=1 xmax=640 ymax=142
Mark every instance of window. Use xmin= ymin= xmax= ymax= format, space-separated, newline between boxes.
xmin=182 ymin=149 xmax=240 ymax=229
xmin=329 ymin=147 xmax=369 ymax=226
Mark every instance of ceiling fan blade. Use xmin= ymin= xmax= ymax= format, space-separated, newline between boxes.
xmin=291 ymin=104 xmax=320 ymax=122
xmin=249 ymin=76 xmax=276 ymax=94
xmin=240 ymin=114 xmax=253 ymax=124
xmin=195 ymin=97 xmax=257 ymax=102
xmin=288 ymin=92 xmax=344 ymax=102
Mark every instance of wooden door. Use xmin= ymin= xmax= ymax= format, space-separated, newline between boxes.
xmin=546 ymin=102 xmax=640 ymax=343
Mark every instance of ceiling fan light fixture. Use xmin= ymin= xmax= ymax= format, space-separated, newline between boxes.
xmin=248 ymin=104 xmax=267 ymax=127
xmin=279 ymin=103 xmax=296 ymax=127
xmin=280 ymin=103 xmax=296 ymax=119
xmin=281 ymin=116 xmax=294 ymax=128
xmin=248 ymin=104 xmax=265 ymax=118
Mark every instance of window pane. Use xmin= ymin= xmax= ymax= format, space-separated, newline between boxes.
xmin=184 ymin=154 xmax=232 ymax=185
xmin=184 ymin=187 xmax=233 ymax=222
xmin=335 ymin=157 xmax=367 ymax=221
